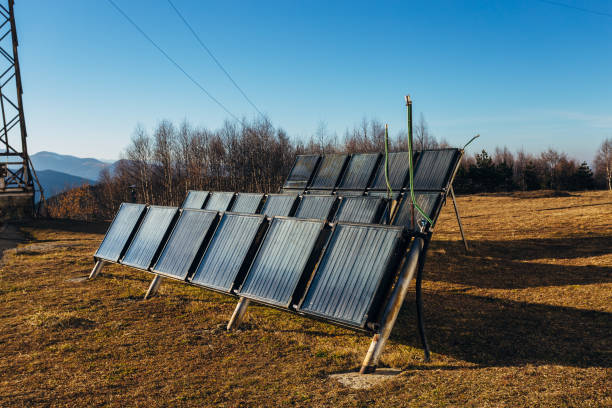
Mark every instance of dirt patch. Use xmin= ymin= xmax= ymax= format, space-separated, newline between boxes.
xmin=329 ymin=368 xmax=402 ymax=389
xmin=0 ymin=223 xmax=26 ymax=265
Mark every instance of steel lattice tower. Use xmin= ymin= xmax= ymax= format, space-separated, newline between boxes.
xmin=0 ymin=0 xmax=42 ymax=218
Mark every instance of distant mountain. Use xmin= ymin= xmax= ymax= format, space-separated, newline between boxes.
xmin=36 ymin=170 xmax=95 ymax=201
xmin=31 ymin=151 xmax=113 ymax=181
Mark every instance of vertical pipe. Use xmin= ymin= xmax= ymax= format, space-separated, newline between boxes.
xmin=227 ymin=297 xmax=250 ymax=330
xmin=144 ymin=275 xmax=163 ymax=299
xmin=360 ymin=236 xmax=425 ymax=374
xmin=88 ymin=260 xmax=105 ymax=280
xmin=449 ymin=186 xmax=469 ymax=252
xmin=406 ymin=96 xmax=416 ymax=230
xmin=415 ymin=240 xmax=431 ymax=362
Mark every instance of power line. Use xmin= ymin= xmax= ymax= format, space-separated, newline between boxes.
xmin=105 ymin=0 xmax=244 ymax=125
xmin=167 ymin=0 xmax=266 ymax=119
xmin=535 ymin=0 xmax=612 ymax=19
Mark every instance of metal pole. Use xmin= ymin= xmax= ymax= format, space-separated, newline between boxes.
xmin=88 ymin=260 xmax=105 ymax=280
xmin=227 ymin=297 xmax=250 ymax=330
xmin=360 ymin=236 xmax=425 ymax=374
xmin=415 ymin=239 xmax=431 ymax=362
xmin=144 ymin=275 xmax=163 ymax=299
xmin=449 ymin=186 xmax=469 ymax=252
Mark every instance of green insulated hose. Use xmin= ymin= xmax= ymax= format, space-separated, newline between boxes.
xmin=406 ymin=96 xmax=434 ymax=227
xmin=384 ymin=124 xmax=392 ymax=199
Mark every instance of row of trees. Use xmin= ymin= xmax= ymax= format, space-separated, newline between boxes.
xmin=46 ymin=117 xmax=612 ymax=221
xmin=453 ymin=144 xmax=609 ymax=193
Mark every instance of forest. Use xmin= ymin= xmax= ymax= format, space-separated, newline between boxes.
xmin=46 ymin=117 xmax=612 ymax=221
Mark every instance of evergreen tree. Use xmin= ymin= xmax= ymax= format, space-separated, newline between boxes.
xmin=524 ymin=161 xmax=540 ymax=190
xmin=574 ymin=162 xmax=594 ymax=190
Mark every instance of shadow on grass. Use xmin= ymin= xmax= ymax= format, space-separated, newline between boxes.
xmin=394 ymin=292 xmax=611 ymax=369
xmin=391 ymin=234 xmax=611 ymax=368
xmin=427 ymin=237 xmax=612 ymax=289
xmin=20 ymin=219 xmax=110 ymax=235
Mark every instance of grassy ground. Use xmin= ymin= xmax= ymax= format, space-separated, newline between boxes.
xmin=0 ymin=191 xmax=610 ymax=407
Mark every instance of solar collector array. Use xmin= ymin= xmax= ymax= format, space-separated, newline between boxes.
xmin=94 ymin=148 xmax=463 ymax=336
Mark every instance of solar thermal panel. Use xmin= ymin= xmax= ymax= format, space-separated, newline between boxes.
xmin=283 ymin=155 xmax=320 ymax=190
xmin=182 ymin=190 xmax=209 ymax=209
xmin=151 ymin=209 xmax=218 ymax=280
xmin=260 ymin=194 xmax=298 ymax=217
xmin=190 ymin=213 xmax=266 ymax=292
xmin=94 ymin=203 xmax=146 ymax=262
xmin=238 ymin=218 xmax=326 ymax=307
xmin=299 ymin=223 xmax=405 ymax=328
xmin=120 ymin=206 xmax=178 ymax=270
xmin=205 ymin=192 xmax=235 ymax=211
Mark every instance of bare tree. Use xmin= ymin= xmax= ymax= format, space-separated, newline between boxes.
xmin=594 ymin=137 xmax=612 ymax=190
xmin=414 ymin=113 xmax=438 ymax=150
xmin=540 ymin=147 xmax=566 ymax=189
xmin=125 ymin=125 xmax=153 ymax=204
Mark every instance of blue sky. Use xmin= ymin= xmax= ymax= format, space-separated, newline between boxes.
xmin=16 ymin=0 xmax=612 ymax=163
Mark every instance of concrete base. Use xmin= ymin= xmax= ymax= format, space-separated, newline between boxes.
xmin=0 ymin=190 xmax=34 ymax=220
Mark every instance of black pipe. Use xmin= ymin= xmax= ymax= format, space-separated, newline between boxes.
xmin=415 ymin=237 xmax=431 ymax=362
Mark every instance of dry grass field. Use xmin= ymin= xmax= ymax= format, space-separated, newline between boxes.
xmin=0 ymin=191 xmax=610 ymax=407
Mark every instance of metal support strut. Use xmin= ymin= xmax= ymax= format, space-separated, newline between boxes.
xmin=144 ymin=275 xmax=163 ymax=300
xmin=227 ymin=297 xmax=250 ymax=330
xmin=88 ymin=260 xmax=105 ymax=280
xmin=449 ymin=186 xmax=469 ymax=252
xmin=360 ymin=236 xmax=425 ymax=374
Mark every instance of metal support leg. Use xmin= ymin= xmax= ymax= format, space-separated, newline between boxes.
xmin=449 ymin=186 xmax=469 ymax=252
xmin=227 ymin=297 xmax=250 ymax=330
xmin=144 ymin=275 xmax=163 ymax=300
xmin=415 ymin=245 xmax=431 ymax=362
xmin=360 ymin=237 xmax=425 ymax=374
xmin=88 ymin=260 xmax=105 ymax=280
